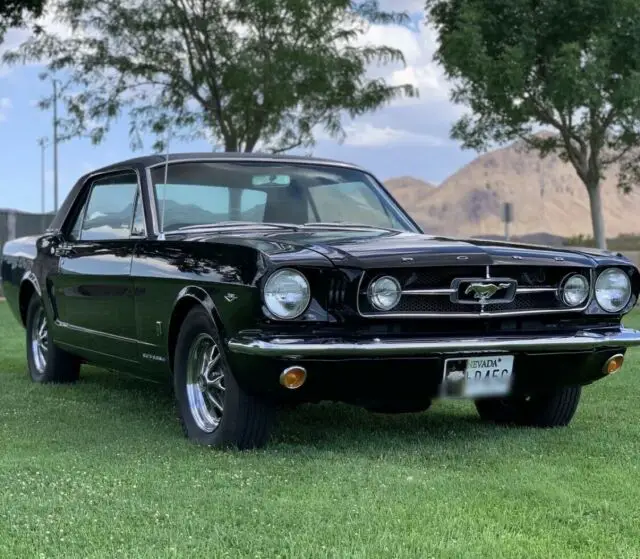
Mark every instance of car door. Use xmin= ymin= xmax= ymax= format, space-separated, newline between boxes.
xmin=52 ymin=170 xmax=145 ymax=364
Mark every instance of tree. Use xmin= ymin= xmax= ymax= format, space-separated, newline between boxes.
xmin=4 ymin=0 xmax=417 ymax=153
xmin=0 ymin=0 xmax=47 ymax=42
xmin=425 ymin=0 xmax=640 ymax=249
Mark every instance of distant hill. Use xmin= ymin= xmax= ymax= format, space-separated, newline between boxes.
xmin=384 ymin=137 xmax=640 ymax=238
xmin=383 ymin=176 xmax=436 ymax=210
xmin=474 ymin=232 xmax=567 ymax=247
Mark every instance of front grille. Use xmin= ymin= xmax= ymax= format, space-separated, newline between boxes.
xmin=403 ymin=266 xmax=486 ymax=289
xmin=358 ymin=264 xmax=592 ymax=317
xmin=328 ymin=276 xmax=348 ymax=308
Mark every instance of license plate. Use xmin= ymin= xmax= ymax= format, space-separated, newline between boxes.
xmin=441 ymin=355 xmax=514 ymax=399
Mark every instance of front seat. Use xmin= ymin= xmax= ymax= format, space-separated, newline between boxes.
xmin=262 ymin=182 xmax=309 ymax=224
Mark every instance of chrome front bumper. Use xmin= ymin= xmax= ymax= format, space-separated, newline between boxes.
xmin=227 ymin=328 xmax=640 ymax=358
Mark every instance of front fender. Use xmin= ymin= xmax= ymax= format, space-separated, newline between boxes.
xmin=172 ymin=285 xmax=226 ymax=335
xmin=21 ymin=270 xmax=42 ymax=297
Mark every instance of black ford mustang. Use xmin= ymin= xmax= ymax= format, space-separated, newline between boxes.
xmin=2 ymin=153 xmax=640 ymax=449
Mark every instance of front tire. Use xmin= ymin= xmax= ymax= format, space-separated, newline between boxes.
xmin=173 ymin=305 xmax=274 ymax=449
xmin=25 ymin=295 xmax=80 ymax=384
xmin=475 ymin=385 xmax=582 ymax=428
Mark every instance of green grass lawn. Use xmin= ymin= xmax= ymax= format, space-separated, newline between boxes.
xmin=1 ymin=302 xmax=640 ymax=558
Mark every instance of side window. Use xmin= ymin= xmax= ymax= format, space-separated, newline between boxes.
xmin=240 ymin=189 xmax=267 ymax=220
xmin=80 ymin=173 xmax=139 ymax=240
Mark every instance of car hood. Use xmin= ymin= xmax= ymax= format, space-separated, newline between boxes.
xmin=182 ymin=227 xmax=626 ymax=269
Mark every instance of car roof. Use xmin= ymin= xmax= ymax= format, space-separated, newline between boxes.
xmin=92 ymin=152 xmax=366 ymax=173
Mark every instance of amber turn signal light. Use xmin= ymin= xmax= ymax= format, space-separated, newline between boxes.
xmin=279 ymin=366 xmax=307 ymax=389
xmin=603 ymin=354 xmax=624 ymax=375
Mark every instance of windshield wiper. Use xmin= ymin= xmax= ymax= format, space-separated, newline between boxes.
xmin=175 ymin=221 xmax=299 ymax=231
xmin=302 ymin=222 xmax=401 ymax=232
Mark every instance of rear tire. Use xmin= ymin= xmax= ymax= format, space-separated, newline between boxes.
xmin=25 ymin=295 xmax=80 ymax=384
xmin=173 ymin=305 xmax=274 ymax=449
xmin=475 ymin=386 xmax=582 ymax=428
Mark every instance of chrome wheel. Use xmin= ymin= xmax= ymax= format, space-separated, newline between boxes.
xmin=31 ymin=307 xmax=49 ymax=374
xmin=185 ymin=333 xmax=226 ymax=433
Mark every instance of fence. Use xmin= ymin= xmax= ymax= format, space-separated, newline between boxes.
xmin=0 ymin=210 xmax=54 ymax=249
xmin=1 ymin=208 xmax=640 ymax=289
xmin=0 ymin=210 xmax=55 ymax=296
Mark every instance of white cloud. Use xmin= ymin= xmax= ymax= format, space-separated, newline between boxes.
xmin=378 ymin=0 xmax=425 ymax=12
xmin=343 ymin=122 xmax=446 ymax=147
xmin=358 ymin=18 xmax=453 ymax=109
xmin=335 ymin=16 xmax=464 ymax=148
xmin=0 ymin=97 xmax=13 ymax=122
xmin=317 ymin=121 xmax=448 ymax=148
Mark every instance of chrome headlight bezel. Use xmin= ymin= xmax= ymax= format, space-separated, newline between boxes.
xmin=368 ymin=275 xmax=402 ymax=311
xmin=560 ymin=273 xmax=590 ymax=308
xmin=263 ymin=268 xmax=311 ymax=320
xmin=595 ymin=267 xmax=632 ymax=313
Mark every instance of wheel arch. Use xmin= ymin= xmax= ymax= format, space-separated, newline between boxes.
xmin=167 ymin=286 xmax=226 ymax=373
xmin=18 ymin=272 xmax=42 ymax=327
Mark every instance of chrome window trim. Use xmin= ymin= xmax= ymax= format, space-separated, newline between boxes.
xmin=144 ymin=166 xmax=162 ymax=237
xmin=144 ymin=158 xmax=421 ymax=236
xmin=146 ymin=157 xmax=365 ymax=172
xmin=129 ymin=188 xmax=147 ymax=238
xmin=356 ymin=267 xmax=595 ymax=318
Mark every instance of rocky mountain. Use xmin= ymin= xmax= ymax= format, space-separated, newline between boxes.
xmin=383 ymin=176 xmax=436 ymax=210
xmin=384 ymin=139 xmax=640 ymax=239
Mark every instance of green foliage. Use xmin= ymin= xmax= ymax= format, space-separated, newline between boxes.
xmin=565 ymin=233 xmax=640 ymax=252
xmin=3 ymin=0 xmax=417 ymax=152
xmin=0 ymin=0 xmax=47 ymax=41
xmin=426 ymin=0 xmax=640 ymax=248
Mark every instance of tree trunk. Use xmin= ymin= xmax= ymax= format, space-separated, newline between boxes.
xmin=224 ymin=134 xmax=238 ymax=152
xmin=586 ymin=180 xmax=607 ymax=249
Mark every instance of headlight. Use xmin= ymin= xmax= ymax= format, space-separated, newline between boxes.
xmin=561 ymin=273 xmax=589 ymax=307
xmin=595 ymin=268 xmax=632 ymax=313
xmin=368 ymin=275 xmax=401 ymax=311
xmin=263 ymin=268 xmax=310 ymax=319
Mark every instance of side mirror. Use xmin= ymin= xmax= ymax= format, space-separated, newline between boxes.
xmin=36 ymin=232 xmax=64 ymax=256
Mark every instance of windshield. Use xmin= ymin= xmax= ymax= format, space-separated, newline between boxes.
xmin=149 ymin=160 xmax=418 ymax=233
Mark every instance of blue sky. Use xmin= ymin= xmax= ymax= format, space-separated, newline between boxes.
xmin=0 ymin=1 xmax=478 ymax=214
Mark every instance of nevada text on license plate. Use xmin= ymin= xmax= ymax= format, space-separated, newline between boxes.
xmin=441 ymin=355 xmax=515 ymax=399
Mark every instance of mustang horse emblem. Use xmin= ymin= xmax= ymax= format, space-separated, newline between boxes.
xmin=464 ymin=282 xmax=512 ymax=301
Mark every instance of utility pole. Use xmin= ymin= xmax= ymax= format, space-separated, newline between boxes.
xmin=37 ymin=137 xmax=49 ymax=214
xmin=503 ymin=202 xmax=513 ymax=241
xmin=52 ymin=78 xmax=59 ymax=212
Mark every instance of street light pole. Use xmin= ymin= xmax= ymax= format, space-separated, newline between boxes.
xmin=52 ymin=78 xmax=59 ymax=212
xmin=37 ymin=137 xmax=49 ymax=214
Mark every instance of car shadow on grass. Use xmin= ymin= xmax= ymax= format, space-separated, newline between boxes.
xmin=70 ymin=366 xmax=564 ymax=456
xmin=271 ymin=401 xmax=521 ymax=449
